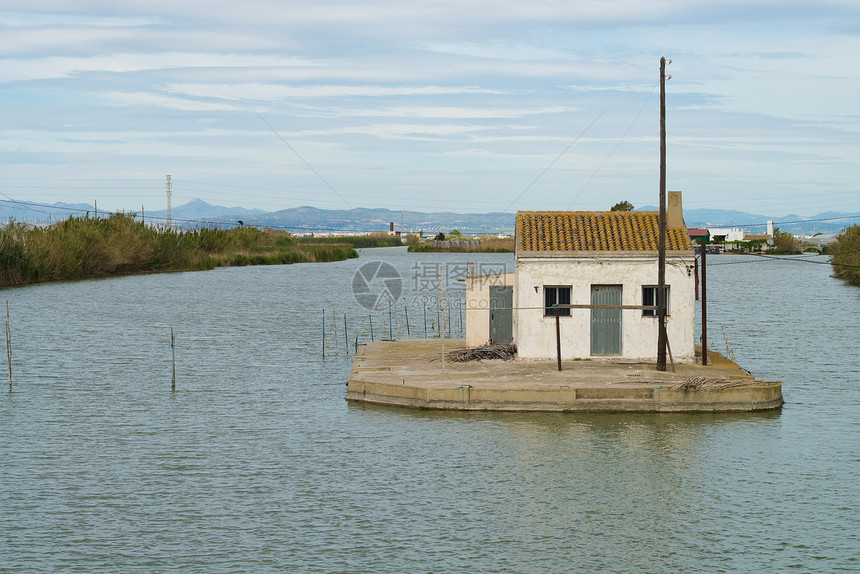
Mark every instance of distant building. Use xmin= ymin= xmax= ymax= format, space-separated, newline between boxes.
xmin=688 ymin=228 xmax=710 ymax=243
xmin=707 ymin=227 xmax=745 ymax=243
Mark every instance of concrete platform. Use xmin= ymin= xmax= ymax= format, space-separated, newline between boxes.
xmin=346 ymin=339 xmax=783 ymax=412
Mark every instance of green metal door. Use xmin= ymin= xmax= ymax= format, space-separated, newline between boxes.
xmin=591 ymin=284 xmax=622 ymax=355
xmin=489 ymin=286 xmax=513 ymax=345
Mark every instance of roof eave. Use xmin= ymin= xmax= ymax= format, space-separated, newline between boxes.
xmin=518 ymin=249 xmax=695 ymax=258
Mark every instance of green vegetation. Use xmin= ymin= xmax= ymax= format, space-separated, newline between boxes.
xmin=727 ymin=238 xmax=767 ymax=253
xmin=829 ymin=224 xmax=860 ymax=286
xmin=0 ymin=213 xmax=372 ymax=287
xmin=408 ymin=236 xmax=514 ymax=253
xmin=297 ymin=234 xmax=402 ymax=249
xmin=770 ymin=227 xmax=802 ymax=254
xmin=610 ymin=201 xmax=634 ymax=212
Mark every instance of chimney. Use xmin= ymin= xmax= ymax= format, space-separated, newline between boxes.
xmin=389 ymin=222 xmax=394 ymax=232
xmin=668 ymin=191 xmax=684 ymax=229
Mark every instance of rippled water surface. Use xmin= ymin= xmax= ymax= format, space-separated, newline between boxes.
xmin=2 ymin=248 xmax=858 ymax=572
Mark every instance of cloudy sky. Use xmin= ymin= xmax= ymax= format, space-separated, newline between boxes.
xmin=1 ymin=1 xmax=859 ymax=217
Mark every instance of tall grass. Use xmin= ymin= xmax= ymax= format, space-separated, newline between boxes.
xmin=0 ymin=213 xmax=359 ymax=287
xmin=829 ymin=224 xmax=860 ymax=286
xmin=299 ymin=235 xmax=403 ymax=249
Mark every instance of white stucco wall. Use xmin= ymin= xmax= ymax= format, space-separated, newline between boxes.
xmin=708 ymin=227 xmax=745 ymax=242
xmin=465 ymin=272 xmax=514 ymax=346
xmin=514 ymin=254 xmax=695 ymax=362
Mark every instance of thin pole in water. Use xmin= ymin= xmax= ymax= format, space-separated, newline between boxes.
xmin=368 ymin=314 xmax=374 ymax=342
xmin=343 ymin=313 xmax=349 ymax=355
xmin=171 ymin=327 xmax=176 ymax=391
xmin=6 ymin=300 xmax=12 ymax=390
xmin=459 ymin=303 xmax=463 ymax=335
xmin=332 ymin=305 xmax=338 ymax=352
xmin=423 ymin=302 xmax=428 ymax=339
xmin=437 ymin=307 xmax=441 ymax=338
xmin=405 ymin=306 xmax=410 ymax=338
xmin=322 ymin=309 xmax=326 ymax=359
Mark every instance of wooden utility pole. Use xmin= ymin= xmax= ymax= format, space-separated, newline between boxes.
xmin=440 ymin=265 xmax=445 ymax=371
xmin=657 ymin=56 xmax=669 ymax=371
xmin=700 ymin=243 xmax=709 ymax=366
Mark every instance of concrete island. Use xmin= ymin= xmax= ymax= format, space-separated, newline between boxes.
xmin=348 ymin=198 xmax=784 ymax=413
xmin=346 ymin=339 xmax=783 ymax=412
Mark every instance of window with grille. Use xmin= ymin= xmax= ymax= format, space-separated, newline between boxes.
xmin=544 ymin=286 xmax=571 ymax=316
xmin=642 ymin=285 xmax=670 ymax=316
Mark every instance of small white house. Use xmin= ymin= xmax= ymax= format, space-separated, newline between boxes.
xmin=466 ymin=192 xmax=697 ymax=363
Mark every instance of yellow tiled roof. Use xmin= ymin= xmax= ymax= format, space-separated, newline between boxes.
xmin=516 ymin=211 xmax=693 ymax=252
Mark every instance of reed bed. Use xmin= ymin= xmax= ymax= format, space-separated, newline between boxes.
xmin=0 ymin=213 xmax=363 ymax=287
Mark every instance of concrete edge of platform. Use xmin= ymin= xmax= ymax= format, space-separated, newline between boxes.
xmin=345 ymin=379 xmax=784 ymax=413
xmin=345 ymin=339 xmax=784 ymax=413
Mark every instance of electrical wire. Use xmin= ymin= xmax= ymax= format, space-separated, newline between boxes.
xmin=254 ymin=112 xmax=353 ymax=210
xmin=568 ymin=83 xmax=658 ymax=210
xmin=502 ymin=110 xmax=606 ymax=212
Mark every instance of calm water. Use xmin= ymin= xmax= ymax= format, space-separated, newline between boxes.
xmin=1 ymin=248 xmax=858 ymax=573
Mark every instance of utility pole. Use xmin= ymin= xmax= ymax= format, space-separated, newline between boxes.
xmin=166 ymin=175 xmax=173 ymax=229
xmin=700 ymin=243 xmax=709 ymax=365
xmin=657 ymin=57 xmax=670 ymax=371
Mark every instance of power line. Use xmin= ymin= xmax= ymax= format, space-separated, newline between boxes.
xmin=254 ymin=112 xmax=353 ymax=210
xmin=503 ymin=109 xmax=606 ymax=212
xmin=706 ymin=252 xmax=860 ymax=270
xmin=568 ymin=83 xmax=657 ymax=210
xmin=685 ymin=214 xmax=860 ymax=230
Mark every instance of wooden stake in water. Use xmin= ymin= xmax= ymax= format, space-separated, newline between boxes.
xmin=6 ymin=300 xmax=12 ymax=390
xmin=332 ymin=305 xmax=338 ymax=351
xmin=404 ymin=305 xmax=410 ymax=338
xmin=171 ymin=327 xmax=176 ymax=391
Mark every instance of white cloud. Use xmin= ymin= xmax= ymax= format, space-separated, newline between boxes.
xmin=1 ymin=0 xmax=859 ymax=214
xmin=100 ymin=91 xmax=242 ymax=111
xmin=163 ymin=82 xmax=507 ymax=101
xmin=0 ymin=52 xmax=326 ymax=81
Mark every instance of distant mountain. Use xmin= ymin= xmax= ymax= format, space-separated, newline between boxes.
xmin=2 ymin=198 xmax=857 ymax=236
xmin=0 ymin=200 xmax=95 ymax=223
xmin=247 ymin=206 xmax=513 ymax=234
xmin=146 ymin=198 xmax=267 ymax=222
